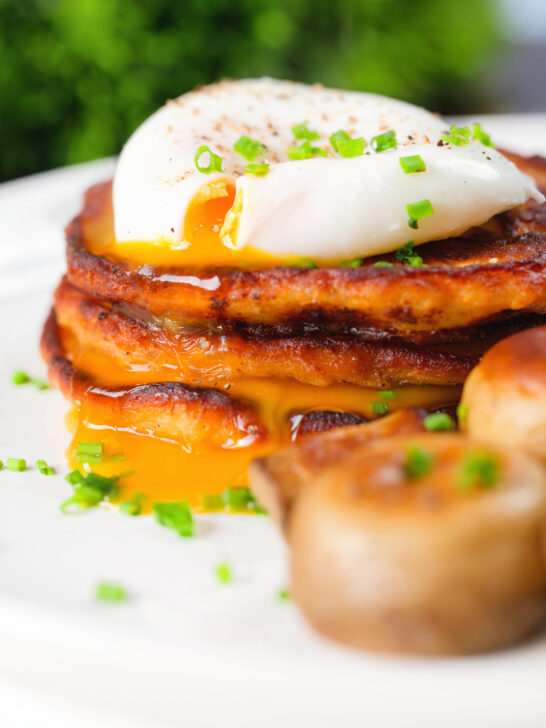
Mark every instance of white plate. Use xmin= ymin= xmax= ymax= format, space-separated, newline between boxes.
xmin=1 ymin=117 xmax=546 ymax=728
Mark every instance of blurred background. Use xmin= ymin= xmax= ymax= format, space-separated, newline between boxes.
xmin=1 ymin=0 xmax=545 ymax=182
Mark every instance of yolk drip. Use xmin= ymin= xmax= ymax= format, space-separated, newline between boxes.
xmin=61 ymin=326 xmax=461 ymax=508
xmin=107 ymin=180 xmax=284 ymax=268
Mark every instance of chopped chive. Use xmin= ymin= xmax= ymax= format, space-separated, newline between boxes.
xmin=200 ymin=493 xmax=224 ymax=510
xmin=0 ymin=461 xmax=3 ymax=470
xmin=293 ymin=257 xmax=318 ymax=269
xmin=119 ymin=492 xmax=146 ymax=516
xmin=441 ymin=125 xmax=470 ymax=146
xmin=36 ymin=459 xmax=55 ymax=475
xmin=373 ymin=261 xmax=395 ymax=268
xmin=378 ymin=390 xmax=395 ymax=400
xmin=406 ymin=199 xmax=434 ymax=229
xmin=215 ymin=562 xmax=233 ymax=584
xmin=31 ymin=377 xmax=49 ymax=390
xmin=233 ymin=135 xmax=267 ymax=161
xmin=339 ymin=257 xmax=363 ymax=268
xmin=277 ymin=588 xmax=291 ymax=602
xmin=287 ymin=141 xmax=327 ymax=160
xmin=6 ymin=458 xmax=26 ymax=472
xmin=244 ymin=162 xmax=269 ymax=176
xmin=61 ymin=470 xmax=120 ymax=513
xmin=330 ymin=134 xmax=366 ymax=158
xmin=456 ymin=450 xmax=500 ymax=493
xmin=110 ymin=452 xmax=127 ymax=464
xmin=457 ymin=403 xmax=469 ymax=423
xmin=396 ymin=241 xmax=424 ymax=266
xmin=292 ymin=123 xmax=320 ymax=141
xmin=153 ymin=501 xmax=194 ymax=537
xmin=222 ymin=486 xmax=254 ymax=511
xmin=472 ymin=123 xmax=494 ymax=148
xmin=371 ymin=129 xmax=397 ymax=153
xmin=194 ymin=145 xmax=223 ymax=174
xmin=404 ymin=445 xmax=433 ymax=479
xmin=12 ymin=370 xmax=30 ymax=385
xmin=96 ymin=582 xmax=127 ymax=602
xmin=371 ymin=401 xmax=389 ymax=416
xmin=424 ymin=412 xmax=455 ymax=432
xmin=399 ymin=154 xmax=426 ymax=174
xmin=76 ymin=441 xmax=104 ymax=464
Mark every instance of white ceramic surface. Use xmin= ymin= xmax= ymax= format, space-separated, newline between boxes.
xmin=1 ymin=116 xmax=546 ymax=728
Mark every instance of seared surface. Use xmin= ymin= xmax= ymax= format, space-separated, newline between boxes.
xmin=54 ymin=277 xmax=482 ymax=387
xmin=41 ymin=308 xmax=266 ymax=448
xmin=65 ymin=151 xmax=546 ymax=339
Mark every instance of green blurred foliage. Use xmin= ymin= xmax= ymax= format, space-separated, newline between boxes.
xmin=0 ymin=0 xmax=500 ymax=181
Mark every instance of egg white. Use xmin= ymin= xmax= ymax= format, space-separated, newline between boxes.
xmin=113 ymin=78 xmax=544 ymax=260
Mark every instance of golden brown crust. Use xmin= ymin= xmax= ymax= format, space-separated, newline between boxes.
xmin=40 ymin=308 xmax=266 ymax=448
xmin=290 ymin=433 xmax=546 ymax=655
xmin=249 ymin=408 xmax=427 ymax=532
xmin=461 ymin=325 xmax=546 ymax=464
xmin=65 ymin=177 xmax=546 ymax=339
xmin=54 ymin=278 xmax=481 ymax=387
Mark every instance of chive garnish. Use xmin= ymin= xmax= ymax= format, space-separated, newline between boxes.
xmin=424 ymin=412 xmax=455 ymax=432
xmin=371 ymin=129 xmax=397 ymax=152
xmin=293 ymin=257 xmax=318 ymax=269
xmin=12 ymin=370 xmax=30 ymax=385
xmin=61 ymin=470 xmax=120 ymax=513
xmin=457 ymin=403 xmax=469 ymax=423
xmin=6 ymin=458 xmax=26 ymax=472
xmin=11 ymin=370 xmax=49 ymax=389
xmin=456 ymin=451 xmax=500 ymax=493
xmin=404 ymin=445 xmax=433 ymax=479
xmin=0 ymin=461 xmax=3 ymax=470
xmin=373 ymin=261 xmax=395 ymax=268
xmin=200 ymin=493 xmax=224 ymax=510
xmin=119 ymin=492 xmax=146 ymax=516
xmin=277 ymin=588 xmax=291 ymax=602
xmin=292 ymin=123 xmax=320 ymax=141
xmin=194 ymin=145 xmax=223 ymax=174
xmin=96 ymin=582 xmax=127 ymax=602
xmin=287 ymin=140 xmax=327 ymax=160
xmin=31 ymin=378 xmax=49 ymax=390
xmin=76 ymin=441 xmax=104 ymax=464
xmin=378 ymin=390 xmax=395 ymax=400
xmin=472 ymin=123 xmax=494 ymax=148
xmin=153 ymin=501 xmax=194 ymax=537
xmin=222 ymin=486 xmax=254 ymax=511
xmin=234 ymin=135 xmax=267 ymax=161
xmin=215 ymin=562 xmax=233 ymax=584
xmin=339 ymin=257 xmax=363 ymax=268
xmin=36 ymin=459 xmax=55 ymax=475
xmin=399 ymin=154 xmax=426 ymax=174
xmin=244 ymin=162 xmax=269 ymax=176
xmin=330 ymin=131 xmax=366 ymax=158
xmin=441 ymin=125 xmax=470 ymax=146
xmin=396 ymin=241 xmax=424 ymax=266
xmin=371 ymin=401 xmax=389 ymax=416
xmin=406 ymin=199 xmax=434 ymax=229
xmin=199 ymin=487 xmax=265 ymax=513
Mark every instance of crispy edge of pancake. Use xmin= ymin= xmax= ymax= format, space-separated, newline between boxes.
xmin=40 ymin=308 xmax=267 ymax=448
xmin=248 ymin=408 xmax=427 ymax=534
xmin=65 ymin=163 xmax=546 ymax=337
xmin=54 ymin=277 xmax=480 ymax=387
xmin=41 ymin=306 xmax=405 ymax=447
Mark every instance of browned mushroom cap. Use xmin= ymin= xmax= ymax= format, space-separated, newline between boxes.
xmin=461 ymin=325 xmax=546 ymax=465
xmin=290 ymin=433 xmax=546 ymax=655
xmin=249 ymin=408 xmax=427 ymax=533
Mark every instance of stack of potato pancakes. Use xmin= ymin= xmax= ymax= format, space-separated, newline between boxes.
xmin=42 ymin=151 xmax=546 ymax=454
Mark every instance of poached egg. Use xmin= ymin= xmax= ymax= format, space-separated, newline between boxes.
xmin=113 ymin=78 xmax=543 ymax=264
